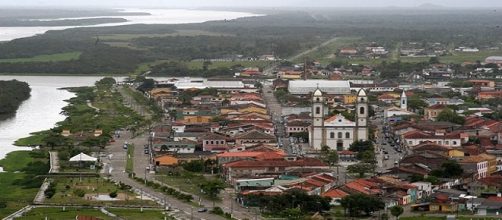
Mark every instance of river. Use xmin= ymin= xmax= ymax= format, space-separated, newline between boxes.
xmin=0 ymin=8 xmax=261 ymax=41
xmin=0 ymin=76 xmax=123 ymax=163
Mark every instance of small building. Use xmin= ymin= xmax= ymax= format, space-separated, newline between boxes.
xmin=425 ymin=104 xmax=449 ymax=121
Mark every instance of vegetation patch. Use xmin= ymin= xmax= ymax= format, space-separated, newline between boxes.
xmin=0 ymin=52 xmax=81 ymax=63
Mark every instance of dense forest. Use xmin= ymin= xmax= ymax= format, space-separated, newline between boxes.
xmin=0 ymin=80 xmax=31 ymax=116
xmin=0 ymin=9 xmax=501 ymax=74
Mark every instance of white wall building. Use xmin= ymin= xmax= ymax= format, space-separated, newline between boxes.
xmin=309 ymin=89 xmax=368 ymax=150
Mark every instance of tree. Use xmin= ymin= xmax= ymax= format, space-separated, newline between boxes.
xmin=441 ymin=160 xmax=464 ymax=178
xmin=199 ymin=180 xmax=225 ymax=201
xmin=431 ymin=160 xmax=463 ymax=178
xmin=320 ymin=146 xmax=339 ymax=165
xmin=437 ymin=108 xmax=465 ymax=125
xmin=347 ymin=163 xmax=376 ymax=178
xmin=429 ymin=57 xmax=440 ymax=64
xmin=390 ymin=206 xmax=404 ymax=219
xmin=340 ymin=194 xmax=384 ymax=217
xmin=407 ymin=97 xmax=428 ymax=113
xmin=349 ymin=140 xmax=374 ymax=153
xmin=254 ymin=81 xmax=263 ymax=89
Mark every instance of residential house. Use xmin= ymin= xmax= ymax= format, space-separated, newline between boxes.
xmin=425 ymin=104 xmax=449 ymax=121
xmin=222 ymin=157 xmax=328 ymax=182
xmin=425 ymin=98 xmax=465 ymax=106
xmin=152 ymin=139 xmax=198 ymax=154
xmin=234 ymin=130 xmax=276 ymax=146
xmin=469 ymin=80 xmax=496 ymax=89
xmin=412 ymin=181 xmax=433 ymax=200
xmin=201 ymin=133 xmax=231 ymax=152
xmin=477 ymin=91 xmax=502 ymax=100
xmin=286 ymin=121 xmax=310 ymax=136
xmin=322 ymin=188 xmax=349 ymax=206
xmin=402 ymin=130 xmax=468 ymax=148
xmin=477 ymin=195 xmax=502 ymax=216
xmin=216 ymin=151 xmax=285 ymax=165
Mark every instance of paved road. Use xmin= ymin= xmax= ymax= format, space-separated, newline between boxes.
xmin=373 ymin=110 xmax=405 ymax=173
xmin=262 ymin=82 xmax=292 ymax=154
xmin=262 ymin=37 xmax=338 ymax=76
xmin=105 ymin=131 xmax=224 ymax=220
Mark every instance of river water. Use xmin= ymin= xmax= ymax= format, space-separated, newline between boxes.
xmin=0 ymin=8 xmax=260 ymax=41
xmin=0 ymin=76 xmax=119 ymax=162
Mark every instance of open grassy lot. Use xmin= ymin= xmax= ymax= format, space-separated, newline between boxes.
xmin=16 ymin=207 xmax=111 ymax=220
xmin=45 ymin=177 xmax=158 ymax=207
xmin=0 ymin=151 xmax=47 ymax=218
xmin=0 ymin=52 xmax=81 ymax=63
xmin=108 ymin=208 xmax=170 ymax=220
xmin=154 ymin=172 xmax=222 ymax=200
xmin=292 ymin=37 xmax=362 ymax=63
xmin=18 ymin=207 xmax=172 ymax=220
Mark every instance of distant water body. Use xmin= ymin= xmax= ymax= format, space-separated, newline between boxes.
xmin=0 ymin=8 xmax=261 ymax=41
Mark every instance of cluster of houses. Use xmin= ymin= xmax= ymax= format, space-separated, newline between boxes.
xmin=338 ymin=42 xmax=390 ymax=59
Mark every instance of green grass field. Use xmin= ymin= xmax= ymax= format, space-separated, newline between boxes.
xmin=18 ymin=207 xmax=172 ymax=220
xmin=155 ymin=172 xmax=221 ymax=199
xmin=108 ymin=208 xmax=170 ymax=220
xmin=0 ymin=151 xmax=43 ymax=218
xmin=17 ymin=207 xmax=111 ymax=220
xmin=184 ymin=60 xmax=272 ymax=70
xmin=0 ymin=52 xmax=81 ymax=63
xmin=293 ymin=37 xmax=363 ymax=64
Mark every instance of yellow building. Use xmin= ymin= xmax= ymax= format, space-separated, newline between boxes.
xmin=184 ymin=115 xmax=213 ymax=124
xmin=343 ymin=94 xmax=358 ymax=104
xmin=479 ymin=153 xmax=497 ymax=174
xmin=154 ymin=155 xmax=179 ymax=166
xmin=429 ymin=203 xmax=458 ymax=213
xmin=448 ymin=149 xmax=465 ymax=158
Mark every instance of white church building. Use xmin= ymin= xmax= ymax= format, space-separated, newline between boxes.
xmin=384 ymin=90 xmax=415 ymax=122
xmin=309 ymin=88 xmax=369 ymax=151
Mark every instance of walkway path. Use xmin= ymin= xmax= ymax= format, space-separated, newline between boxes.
xmin=49 ymin=151 xmax=59 ymax=173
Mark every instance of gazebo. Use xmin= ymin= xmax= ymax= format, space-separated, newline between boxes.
xmin=69 ymin=152 xmax=97 ymax=162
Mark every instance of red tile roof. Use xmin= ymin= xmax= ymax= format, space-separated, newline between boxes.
xmin=323 ymin=189 xmax=349 ymax=198
xmin=223 ymin=158 xmax=327 ymax=168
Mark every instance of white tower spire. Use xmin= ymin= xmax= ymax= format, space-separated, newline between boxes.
xmin=401 ymin=90 xmax=407 ymax=110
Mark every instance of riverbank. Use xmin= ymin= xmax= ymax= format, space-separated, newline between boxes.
xmin=14 ymin=79 xmax=144 ymax=148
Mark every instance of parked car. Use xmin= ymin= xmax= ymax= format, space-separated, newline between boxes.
xmin=144 ymin=149 xmax=149 ymax=154
xmin=384 ymin=155 xmax=389 ymax=160
xmin=198 ymin=208 xmax=208 ymax=212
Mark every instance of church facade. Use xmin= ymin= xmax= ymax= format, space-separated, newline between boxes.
xmin=309 ymin=88 xmax=369 ymax=150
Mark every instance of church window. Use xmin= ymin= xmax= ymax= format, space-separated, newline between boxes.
xmin=330 ymin=132 xmax=335 ymax=139
xmin=345 ymin=132 xmax=350 ymax=139
xmin=315 ymin=107 xmax=321 ymax=114
xmin=360 ymin=98 xmax=364 ymax=102
xmin=316 ymin=98 xmax=320 ymax=102
xmin=359 ymin=107 xmax=365 ymax=115
xmin=338 ymin=132 xmax=343 ymax=139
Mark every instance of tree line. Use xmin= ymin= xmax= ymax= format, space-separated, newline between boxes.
xmin=0 ymin=80 xmax=31 ymax=115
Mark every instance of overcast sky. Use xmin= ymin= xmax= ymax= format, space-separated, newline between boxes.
xmin=2 ymin=0 xmax=502 ymax=8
